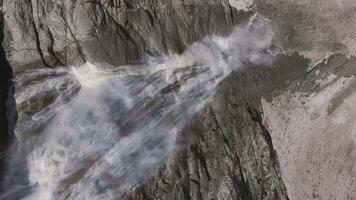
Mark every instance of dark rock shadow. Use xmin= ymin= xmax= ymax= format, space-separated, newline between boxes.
xmin=0 ymin=12 xmax=18 ymax=190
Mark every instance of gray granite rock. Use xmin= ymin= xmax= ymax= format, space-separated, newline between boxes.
xmin=122 ymin=53 xmax=309 ymax=200
xmin=2 ymin=0 xmax=252 ymax=74
xmin=0 ymin=0 xmax=294 ymax=199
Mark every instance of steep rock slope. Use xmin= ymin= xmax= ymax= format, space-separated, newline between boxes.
xmin=0 ymin=0 xmax=291 ymax=199
xmin=5 ymin=0 xmax=352 ymax=200
xmin=2 ymin=0 xmax=251 ymax=146
xmin=2 ymin=0 xmax=251 ymax=74
xmin=124 ymin=54 xmax=309 ymax=200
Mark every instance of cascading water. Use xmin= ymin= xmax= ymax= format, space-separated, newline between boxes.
xmin=1 ymin=21 xmax=273 ymax=200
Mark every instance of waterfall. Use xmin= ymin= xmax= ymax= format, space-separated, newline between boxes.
xmin=2 ymin=21 xmax=273 ymax=200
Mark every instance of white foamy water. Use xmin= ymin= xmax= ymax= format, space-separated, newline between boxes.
xmin=229 ymin=0 xmax=254 ymax=11
xmin=2 ymin=21 xmax=273 ymax=200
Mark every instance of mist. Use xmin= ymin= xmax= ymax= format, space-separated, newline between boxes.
xmin=2 ymin=20 xmax=273 ymax=200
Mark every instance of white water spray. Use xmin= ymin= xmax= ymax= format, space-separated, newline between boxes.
xmin=8 ymin=21 xmax=273 ymax=200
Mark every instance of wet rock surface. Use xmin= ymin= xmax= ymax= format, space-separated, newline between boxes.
xmin=1 ymin=0 xmax=356 ymax=200
xmin=123 ymin=53 xmax=309 ymax=200
xmin=0 ymin=1 xmax=291 ymax=199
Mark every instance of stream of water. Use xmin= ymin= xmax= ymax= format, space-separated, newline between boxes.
xmin=1 ymin=21 xmax=273 ymax=200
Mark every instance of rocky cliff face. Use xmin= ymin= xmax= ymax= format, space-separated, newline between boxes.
xmin=123 ymin=53 xmax=309 ymax=200
xmin=2 ymin=0 xmax=251 ymax=74
xmin=0 ymin=1 xmax=289 ymax=199
xmin=1 ymin=0 xmax=356 ymax=200
xmin=2 ymin=0 xmax=251 ymax=145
